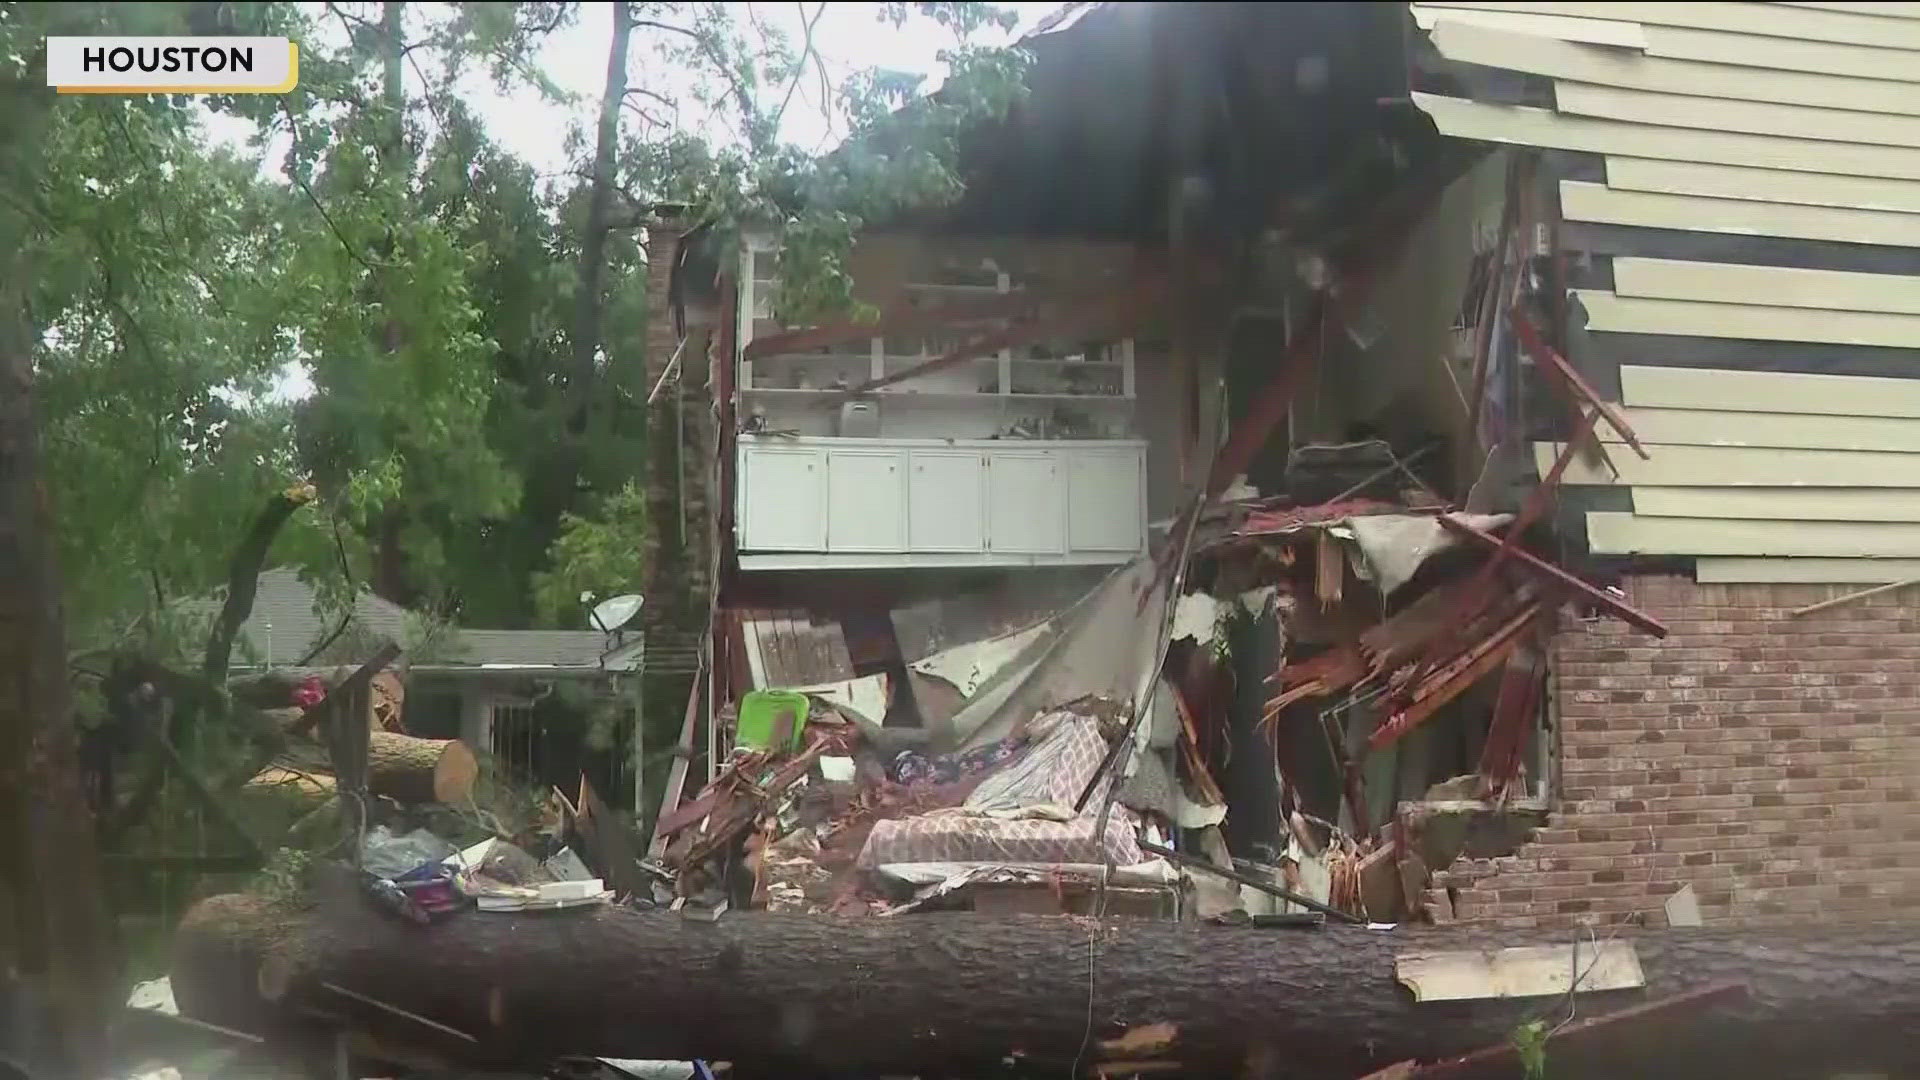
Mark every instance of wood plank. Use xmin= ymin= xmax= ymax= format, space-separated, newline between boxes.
xmin=1534 ymin=442 xmax=1920 ymax=487
xmin=1396 ymin=941 xmax=1645 ymax=1003
xmin=1429 ymin=22 xmax=1920 ymax=117
xmin=1614 ymin=258 xmax=1920 ymax=316
xmin=1576 ymin=290 xmax=1920 ymax=349
xmin=1415 ymin=96 xmax=1920 ymax=182
xmin=1424 ymin=1 xmax=1920 ymax=50
xmin=1435 ymin=515 xmax=1670 ymax=637
xmin=1408 ymin=5 xmax=1648 ymax=48
xmin=1561 ymin=181 xmax=1920 ymax=247
xmin=1620 ymin=364 xmax=1920 ymax=418
xmin=1557 ymin=82 xmax=1920 ymax=150
xmin=1604 ymin=158 xmax=1920 ymax=216
xmin=1645 ymin=24 xmax=1920 ymax=82
xmin=1604 ymin=408 xmax=1920 ymax=452
xmin=1696 ymin=556 xmax=1920 ymax=582
xmin=1633 ymin=487 xmax=1920 ymax=522
xmin=1586 ymin=511 xmax=1920 ymax=556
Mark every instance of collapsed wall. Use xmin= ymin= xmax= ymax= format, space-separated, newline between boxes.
xmin=1433 ymin=574 xmax=1920 ymax=929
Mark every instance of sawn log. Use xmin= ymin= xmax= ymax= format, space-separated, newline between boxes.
xmin=246 ymin=734 xmax=476 ymax=806
xmin=170 ymin=893 xmax=1920 ymax=1078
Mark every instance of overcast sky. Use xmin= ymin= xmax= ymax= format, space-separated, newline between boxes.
xmin=472 ymin=2 xmax=1063 ymax=172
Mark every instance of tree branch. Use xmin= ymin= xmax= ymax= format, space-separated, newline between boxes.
xmin=771 ymin=2 xmax=827 ymax=135
xmin=202 ymin=484 xmax=317 ymax=682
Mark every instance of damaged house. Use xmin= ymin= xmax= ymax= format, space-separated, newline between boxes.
xmin=634 ymin=0 xmax=1920 ymax=931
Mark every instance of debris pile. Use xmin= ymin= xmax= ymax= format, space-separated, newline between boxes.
xmin=655 ymin=459 xmax=1666 ymax=929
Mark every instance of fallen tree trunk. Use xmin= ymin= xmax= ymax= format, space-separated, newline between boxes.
xmin=367 ymin=732 xmax=476 ymax=805
xmin=171 ymin=893 xmax=1920 ymax=1078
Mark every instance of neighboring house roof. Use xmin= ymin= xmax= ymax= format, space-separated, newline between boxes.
xmin=184 ymin=569 xmax=637 ymax=673
xmin=180 ymin=568 xmax=410 ymax=667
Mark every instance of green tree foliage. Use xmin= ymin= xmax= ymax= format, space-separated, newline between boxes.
xmin=13 ymin=0 xmax=1029 ymax=650
xmin=532 ymin=481 xmax=649 ymax=626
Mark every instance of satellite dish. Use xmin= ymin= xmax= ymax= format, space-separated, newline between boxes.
xmin=589 ymin=594 xmax=644 ymax=633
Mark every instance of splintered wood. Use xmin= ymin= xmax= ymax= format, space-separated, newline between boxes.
xmin=1396 ymin=942 xmax=1646 ymax=1003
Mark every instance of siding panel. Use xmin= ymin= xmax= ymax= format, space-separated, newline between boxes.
xmin=1611 ymin=258 xmax=1920 ymax=315
xmin=1586 ymin=512 xmax=1920 ymax=557
xmin=1632 ymin=487 xmax=1920 ymax=522
xmin=1409 ymin=6 xmax=1648 ymax=47
xmin=1602 ymin=159 xmax=1920 ymax=215
xmin=1534 ymin=443 xmax=1920 ymax=487
xmin=1556 ymin=83 xmax=1920 ymax=150
xmin=1559 ymin=182 xmax=1920 ymax=248
xmin=1416 ymin=96 xmax=1920 ymax=181
xmin=1607 ymin=406 xmax=1920 ymax=451
xmin=1620 ymin=365 xmax=1920 ymax=418
xmin=1430 ymin=22 xmax=1920 ymax=116
xmin=1423 ymin=1 xmax=1920 ymax=49
xmin=1645 ymin=25 xmax=1920 ymax=83
xmin=1577 ymin=290 xmax=1920 ymax=349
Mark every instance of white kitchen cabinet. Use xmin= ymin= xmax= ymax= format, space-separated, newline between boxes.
xmin=1067 ymin=449 xmax=1145 ymax=552
xmin=826 ymin=449 xmax=905 ymax=552
xmin=908 ymin=450 xmax=987 ymax=552
xmin=986 ymin=451 xmax=1067 ymax=554
xmin=737 ymin=436 xmax=1144 ymax=568
xmin=739 ymin=445 xmax=827 ymax=551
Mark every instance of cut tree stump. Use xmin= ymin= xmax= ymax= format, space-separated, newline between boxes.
xmin=249 ymin=735 xmax=476 ymax=807
xmin=367 ymin=733 xmax=476 ymax=805
xmin=170 ymin=893 xmax=1920 ymax=1079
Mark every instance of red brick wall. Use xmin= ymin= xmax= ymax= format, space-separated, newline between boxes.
xmin=1432 ymin=573 xmax=1920 ymax=929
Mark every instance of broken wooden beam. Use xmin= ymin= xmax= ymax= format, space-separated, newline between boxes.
xmin=1435 ymin=514 xmax=1668 ymax=638
xmin=1511 ymin=311 xmax=1649 ymax=460
xmin=1370 ymin=600 xmax=1546 ymax=752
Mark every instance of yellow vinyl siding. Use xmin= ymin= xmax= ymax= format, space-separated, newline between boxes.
xmin=1536 ymin=444 xmax=1920 ymax=488
xmin=1418 ymin=5 xmax=1920 ymax=577
xmin=1612 ymin=259 xmax=1920 ymax=316
xmin=1696 ymin=557 xmax=1920 ymax=583
xmin=1586 ymin=512 xmax=1920 ymax=557
xmin=1429 ymin=22 xmax=1920 ymax=116
xmin=1633 ymin=488 xmax=1920 ymax=522
xmin=1559 ymin=182 xmax=1920 ymax=248
xmin=1604 ymin=408 xmax=1920 ymax=452
xmin=1416 ymin=96 xmax=1920 ymax=181
xmin=1554 ymin=83 xmax=1920 ymax=149
xmin=1576 ymin=291 xmax=1920 ymax=349
xmin=1602 ymin=159 xmax=1920 ymax=216
xmin=1620 ymin=366 xmax=1920 ymax=420
xmin=1421 ymin=2 xmax=1920 ymax=50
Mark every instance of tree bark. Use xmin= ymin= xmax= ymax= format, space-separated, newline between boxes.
xmin=172 ymin=894 xmax=1920 ymax=1079
xmin=365 ymin=732 xmax=477 ymax=805
xmin=249 ymin=734 xmax=474 ymax=808
xmin=567 ymin=0 xmax=634 ymax=436
xmin=0 ymin=188 xmax=118 ymax=1077
xmin=202 ymin=485 xmax=315 ymax=681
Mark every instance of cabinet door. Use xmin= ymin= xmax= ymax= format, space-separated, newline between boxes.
xmin=908 ymin=451 xmax=986 ymax=553
xmin=739 ymin=446 xmax=826 ymax=551
xmin=826 ymin=449 xmax=906 ymax=552
xmin=986 ymin=451 xmax=1066 ymax=554
xmin=1067 ymin=449 xmax=1145 ymax=553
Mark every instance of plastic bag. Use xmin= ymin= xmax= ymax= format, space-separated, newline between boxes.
xmin=360 ymin=825 xmax=457 ymax=880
